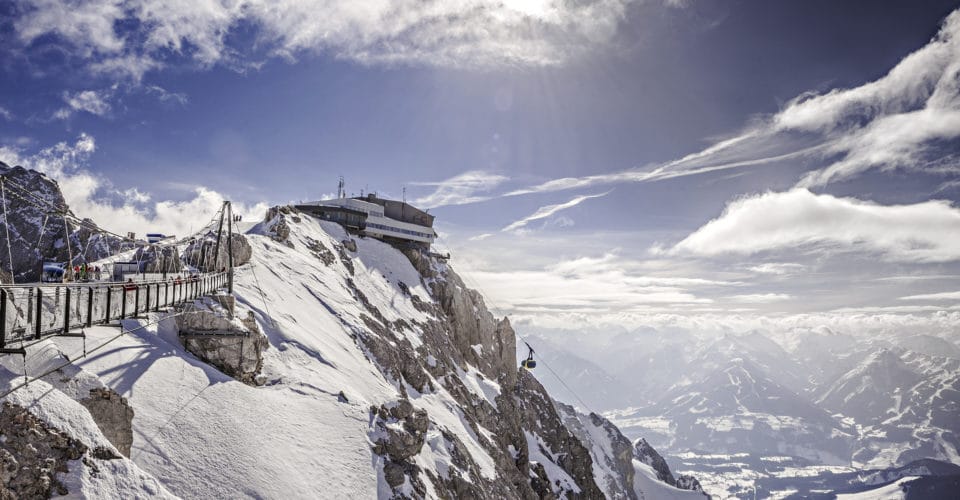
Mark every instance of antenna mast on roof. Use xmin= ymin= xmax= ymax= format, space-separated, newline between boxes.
xmin=337 ymin=176 xmax=345 ymax=199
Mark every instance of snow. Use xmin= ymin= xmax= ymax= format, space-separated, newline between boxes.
xmin=0 ymin=375 xmax=177 ymax=499
xmin=524 ymin=431 xmax=581 ymax=495
xmin=630 ymin=459 xmax=706 ymax=500
xmin=836 ymin=476 xmax=916 ymax=500
xmin=0 ymin=213 xmax=510 ymax=497
xmin=458 ymin=364 xmax=502 ymax=409
xmin=45 ymin=319 xmax=378 ymax=499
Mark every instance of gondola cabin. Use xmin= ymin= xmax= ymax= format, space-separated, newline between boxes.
xmin=146 ymin=233 xmax=174 ymax=244
xmin=41 ymin=262 xmax=65 ymax=283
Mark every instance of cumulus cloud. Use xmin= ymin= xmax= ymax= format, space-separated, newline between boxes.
xmin=671 ymin=189 xmax=960 ymax=263
xmin=502 ymin=191 xmax=610 ymax=233
xmin=0 ymin=106 xmax=13 ymax=121
xmin=0 ymin=134 xmax=267 ymax=238
xmin=411 ymin=170 xmax=508 ymax=208
xmin=502 ymin=8 xmax=960 ymax=197
xmin=13 ymin=0 xmax=636 ymax=79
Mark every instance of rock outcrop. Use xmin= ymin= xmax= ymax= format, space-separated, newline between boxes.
xmin=131 ymin=245 xmax=183 ymax=274
xmin=79 ymin=388 xmax=135 ymax=458
xmin=0 ymin=163 xmax=119 ymax=282
xmin=0 ymin=401 xmax=101 ymax=498
xmin=246 ymin=208 xmax=708 ymax=499
xmin=183 ymin=232 xmax=252 ymax=272
xmin=515 ymin=371 xmax=606 ymax=498
xmin=175 ymin=294 xmax=267 ymax=385
xmin=371 ymin=399 xmax=431 ymax=493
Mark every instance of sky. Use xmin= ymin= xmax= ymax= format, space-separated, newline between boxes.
xmin=2 ymin=0 xmax=960 ymax=334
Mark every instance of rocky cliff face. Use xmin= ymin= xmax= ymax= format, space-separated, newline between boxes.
xmin=0 ymin=162 xmax=118 ymax=282
xmin=182 ymin=232 xmax=252 ymax=272
xmin=260 ymin=206 xmax=707 ymax=499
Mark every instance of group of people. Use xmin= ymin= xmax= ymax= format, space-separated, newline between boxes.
xmin=70 ymin=263 xmax=101 ymax=281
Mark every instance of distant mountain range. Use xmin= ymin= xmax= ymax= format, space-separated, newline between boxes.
xmin=525 ymin=324 xmax=960 ymax=498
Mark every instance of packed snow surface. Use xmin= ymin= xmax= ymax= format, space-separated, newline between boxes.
xmin=1 ymin=214 xmax=504 ymax=498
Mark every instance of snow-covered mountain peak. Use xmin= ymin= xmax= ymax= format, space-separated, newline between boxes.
xmin=1 ymin=190 xmax=709 ymax=499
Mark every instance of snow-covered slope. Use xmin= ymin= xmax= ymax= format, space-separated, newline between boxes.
xmin=1 ymin=202 xmax=706 ymax=499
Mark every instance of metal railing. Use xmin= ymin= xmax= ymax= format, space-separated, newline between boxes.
xmin=0 ymin=271 xmax=230 ymax=351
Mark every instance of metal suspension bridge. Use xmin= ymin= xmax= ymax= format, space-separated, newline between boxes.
xmin=0 ymin=172 xmax=240 ymax=356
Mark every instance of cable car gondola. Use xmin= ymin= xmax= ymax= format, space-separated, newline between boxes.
xmin=520 ymin=344 xmax=536 ymax=370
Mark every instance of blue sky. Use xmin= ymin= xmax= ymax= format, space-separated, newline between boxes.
xmin=2 ymin=0 xmax=960 ymax=332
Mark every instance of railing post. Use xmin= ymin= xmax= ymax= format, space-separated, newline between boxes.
xmin=145 ymin=284 xmax=150 ymax=315
xmin=134 ymin=286 xmax=140 ymax=316
xmin=0 ymin=289 xmax=6 ymax=348
xmin=63 ymin=287 xmax=71 ymax=334
xmin=34 ymin=288 xmax=42 ymax=339
xmin=164 ymin=282 xmax=169 ymax=307
xmin=121 ymin=288 xmax=127 ymax=319
xmin=105 ymin=287 xmax=111 ymax=323
xmin=155 ymin=283 xmax=160 ymax=312
xmin=86 ymin=287 xmax=93 ymax=327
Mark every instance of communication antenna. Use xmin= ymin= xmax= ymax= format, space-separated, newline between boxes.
xmin=337 ymin=176 xmax=345 ymax=199
xmin=402 ymin=186 xmax=406 ymax=203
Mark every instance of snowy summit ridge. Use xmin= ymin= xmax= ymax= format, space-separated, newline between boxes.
xmin=0 ymin=169 xmax=707 ymax=499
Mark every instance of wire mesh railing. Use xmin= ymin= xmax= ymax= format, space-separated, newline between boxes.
xmin=0 ymin=271 xmax=229 ymax=351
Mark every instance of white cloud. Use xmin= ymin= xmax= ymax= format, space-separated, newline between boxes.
xmin=411 ymin=170 xmax=508 ymax=208
xmin=502 ymin=191 xmax=610 ymax=233
xmin=145 ymin=85 xmax=188 ymax=105
xmin=727 ymin=293 xmax=792 ymax=304
xmin=500 ymin=8 xmax=960 ymax=197
xmin=671 ymin=189 xmax=960 ymax=263
xmin=749 ymin=263 xmax=805 ymax=276
xmin=0 ymin=106 xmax=12 ymax=121
xmin=14 ymin=0 xmax=636 ymax=79
xmin=122 ymin=187 xmax=151 ymax=203
xmin=55 ymin=89 xmax=113 ymax=119
xmin=0 ymin=134 xmax=268 ymax=238
xmin=899 ymin=291 xmax=960 ymax=301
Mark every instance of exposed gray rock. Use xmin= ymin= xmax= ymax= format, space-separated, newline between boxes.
xmin=0 ymin=401 xmax=88 ymax=498
xmin=176 ymin=296 xmax=268 ymax=385
xmin=0 ymin=163 xmax=120 ymax=282
xmin=79 ymin=388 xmax=135 ymax=457
xmin=634 ymin=437 xmax=677 ymax=486
xmin=372 ymin=400 xmax=430 ymax=461
xmin=132 ymin=244 xmax=183 ymax=274
xmin=304 ymin=237 xmax=336 ymax=265
xmin=183 ymin=232 xmax=252 ymax=272
xmin=514 ymin=370 xmax=605 ymax=498
xmin=677 ymin=474 xmax=706 ymax=493
xmin=263 ymin=206 xmax=292 ymax=244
